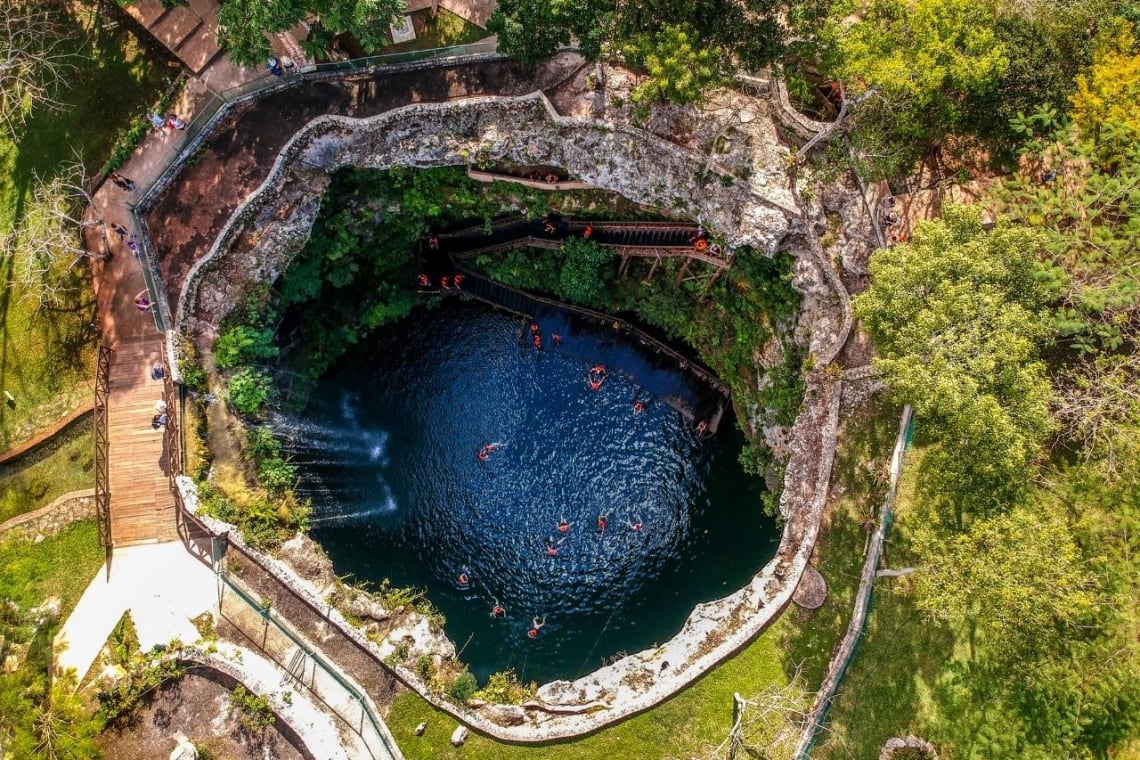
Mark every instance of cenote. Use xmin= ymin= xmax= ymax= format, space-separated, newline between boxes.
xmin=284 ymin=298 xmax=780 ymax=684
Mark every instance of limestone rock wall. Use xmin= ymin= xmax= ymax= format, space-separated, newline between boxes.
xmin=179 ymin=92 xmax=800 ymax=337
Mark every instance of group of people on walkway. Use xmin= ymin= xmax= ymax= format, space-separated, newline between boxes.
xmin=416 ymin=272 xmax=464 ymax=291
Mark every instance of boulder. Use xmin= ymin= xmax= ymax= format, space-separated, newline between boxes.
xmin=450 ymin=725 xmax=468 ymax=747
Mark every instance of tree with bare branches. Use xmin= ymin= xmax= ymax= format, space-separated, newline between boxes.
xmin=692 ymin=669 xmax=819 ymax=760
xmin=14 ymin=159 xmax=106 ymax=311
xmin=0 ymin=2 xmax=84 ymax=139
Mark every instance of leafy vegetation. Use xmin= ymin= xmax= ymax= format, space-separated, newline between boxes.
xmin=216 ymin=0 xmax=404 ymax=65
xmin=839 ymin=72 xmax=1140 ymax=753
xmin=0 ymin=521 xmax=106 ymax=759
xmin=196 ymin=480 xmax=309 ymax=549
xmin=853 ymin=206 xmax=1057 ymax=519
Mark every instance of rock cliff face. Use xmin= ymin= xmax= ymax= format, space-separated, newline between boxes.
xmin=172 ymin=80 xmax=870 ymax=741
xmin=181 ymin=93 xmax=800 ymax=338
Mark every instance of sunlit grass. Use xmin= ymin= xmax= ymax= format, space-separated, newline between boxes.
xmin=0 ymin=425 xmax=93 ymax=523
xmin=0 ymin=519 xmax=103 ymax=615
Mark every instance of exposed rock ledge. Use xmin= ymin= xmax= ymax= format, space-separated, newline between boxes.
xmin=178 ymin=92 xmax=802 ymax=341
xmin=174 ymin=86 xmax=854 ymax=740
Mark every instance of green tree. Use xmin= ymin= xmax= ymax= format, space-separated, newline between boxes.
xmin=217 ymin=0 xmax=403 ymax=66
xmin=854 ymin=205 xmax=1057 ymax=518
xmin=991 ymin=130 xmax=1140 ymax=353
xmin=625 ymin=24 xmax=724 ymax=104
xmin=486 ymin=0 xmax=570 ymax=71
xmin=217 ymin=0 xmax=299 ymax=65
xmin=557 ymin=237 xmax=612 ymax=305
xmin=913 ymin=504 xmax=1096 ymax=663
xmin=834 ymin=0 xmax=1009 ymax=173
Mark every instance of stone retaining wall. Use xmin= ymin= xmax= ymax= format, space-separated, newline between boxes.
xmin=0 ymin=490 xmax=96 ymax=543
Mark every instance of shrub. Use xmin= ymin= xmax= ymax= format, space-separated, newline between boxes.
xmin=227 ymin=685 xmax=276 ymax=734
xmin=446 ymin=670 xmax=477 ymax=703
xmin=557 ymin=237 xmax=613 ymax=305
xmin=228 ymin=369 xmax=271 ymax=416
xmin=214 ymin=324 xmax=279 ymax=370
xmin=472 ymin=669 xmax=533 ymax=705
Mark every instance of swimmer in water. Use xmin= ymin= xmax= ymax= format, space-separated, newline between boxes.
xmin=551 ymin=334 xmax=562 ymax=345
xmin=490 ymin=599 xmax=505 ymax=617
xmin=633 ymin=400 xmax=645 ymax=413
xmin=557 ymin=516 xmax=571 ymax=533
xmin=528 ymin=616 xmax=547 ymax=638
xmin=629 ymin=516 xmax=643 ymax=532
xmin=458 ymin=571 xmax=470 ymax=586
xmin=598 ymin=513 xmax=608 ymax=535
xmin=696 ymin=420 xmax=708 ymax=436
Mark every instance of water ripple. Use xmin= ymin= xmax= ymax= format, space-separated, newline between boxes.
xmin=284 ymin=301 xmax=778 ymax=683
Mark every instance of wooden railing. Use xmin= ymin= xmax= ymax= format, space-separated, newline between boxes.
xmin=93 ymin=345 xmax=113 ymax=548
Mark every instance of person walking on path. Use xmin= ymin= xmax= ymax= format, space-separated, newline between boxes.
xmin=146 ymin=112 xmax=166 ymax=129
xmin=166 ymin=114 xmax=187 ymax=130
xmin=109 ymin=173 xmax=136 ymax=191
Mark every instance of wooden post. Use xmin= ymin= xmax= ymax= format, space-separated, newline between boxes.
xmin=645 ymin=255 xmax=660 ymax=283
xmin=618 ymin=253 xmax=630 ymax=279
xmin=701 ymin=265 xmax=725 ymax=297
xmin=674 ymin=257 xmax=693 ymax=287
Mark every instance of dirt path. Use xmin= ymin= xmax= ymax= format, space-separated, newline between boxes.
xmin=96 ymin=669 xmax=311 ymax=760
xmin=146 ymin=54 xmax=586 ymax=308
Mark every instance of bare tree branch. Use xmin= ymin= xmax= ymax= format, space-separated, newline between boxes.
xmin=0 ymin=3 xmax=87 ymax=140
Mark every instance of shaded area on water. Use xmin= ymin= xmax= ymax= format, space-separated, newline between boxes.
xmin=283 ymin=300 xmax=778 ymax=684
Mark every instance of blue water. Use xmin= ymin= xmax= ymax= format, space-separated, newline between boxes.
xmin=284 ymin=300 xmax=778 ymax=684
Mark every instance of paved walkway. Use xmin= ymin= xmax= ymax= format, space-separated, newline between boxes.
xmin=54 ymin=542 xmax=216 ymax=680
xmin=53 ymin=542 xmax=377 ymax=758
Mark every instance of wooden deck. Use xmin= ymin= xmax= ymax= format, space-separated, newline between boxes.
xmin=107 ymin=339 xmax=178 ymax=546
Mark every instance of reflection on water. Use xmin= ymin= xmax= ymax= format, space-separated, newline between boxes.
xmin=284 ymin=300 xmax=778 ymax=683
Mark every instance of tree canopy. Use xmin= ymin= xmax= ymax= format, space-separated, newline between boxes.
xmin=854 ymin=205 xmax=1057 ymax=518
xmin=216 ymin=0 xmax=404 ymax=65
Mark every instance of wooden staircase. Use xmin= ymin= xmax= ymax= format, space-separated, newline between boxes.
xmin=122 ymin=0 xmax=226 ymax=74
xmin=106 ymin=340 xmax=178 ymax=546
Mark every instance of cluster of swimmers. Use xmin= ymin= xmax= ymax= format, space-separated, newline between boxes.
xmin=454 ymin=510 xmax=647 ymax=638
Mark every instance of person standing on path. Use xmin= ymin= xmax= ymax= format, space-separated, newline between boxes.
xmin=109 ymin=173 xmax=135 ymax=191
xmin=146 ymin=112 xmax=166 ymax=129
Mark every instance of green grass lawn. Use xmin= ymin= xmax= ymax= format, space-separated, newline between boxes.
xmin=387 ymin=631 xmax=791 ymax=760
xmin=0 ymin=4 xmax=173 ymax=450
xmin=386 ymin=401 xmax=906 ymax=759
xmin=0 ymin=425 xmax=93 ymax=523
xmin=392 ymin=9 xmax=490 ymax=53
xmin=0 ymin=519 xmax=104 ymax=616
xmin=815 ymin=445 xmax=956 ymax=760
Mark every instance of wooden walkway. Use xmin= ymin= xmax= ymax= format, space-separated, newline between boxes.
xmin=107 ymin=339 xmax=177 ymax=546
